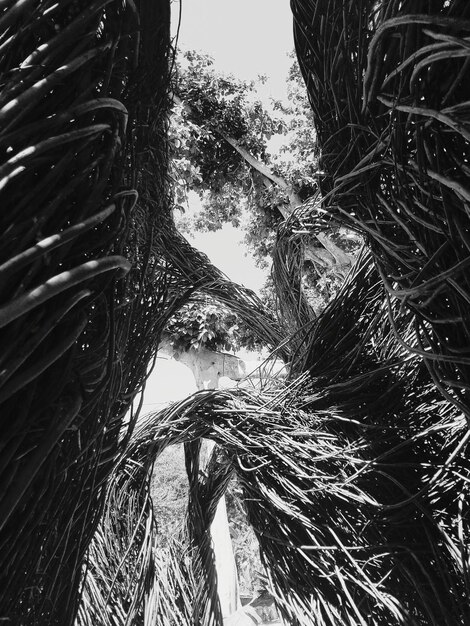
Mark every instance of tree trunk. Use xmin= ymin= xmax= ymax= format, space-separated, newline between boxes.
xmin=157 ymin=339 xmax=285 ymax=621
xmin=199 ymin=439 xmax=241 ymax=618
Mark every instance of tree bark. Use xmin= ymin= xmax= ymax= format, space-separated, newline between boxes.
xmin=315 ymin=231 xmax=352 ymax=267
xmin=220 ymin=134 xmax=295 ymax=197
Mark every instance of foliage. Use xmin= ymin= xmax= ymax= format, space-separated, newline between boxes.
xmin=166 ymin=300 xmax=264 ymax=353
xmin=270 ymin=52 xmax=320 ymax=198
xmin=173 ymin=50 xmax=281 ymax=184
xmin=170 ymin=49 xmax=321 ymax=264
xmin=170 ymin=51 xmax=274 ymax=210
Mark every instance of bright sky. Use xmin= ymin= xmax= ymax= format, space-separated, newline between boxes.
xmin=174 ymin=0 xmax=294 ymax=99
xmin=190 ymin=224 xmax=267 ymax=292
xmin=142 ymin=0 xmax=294 ymax=411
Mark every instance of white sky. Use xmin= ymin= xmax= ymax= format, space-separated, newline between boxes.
xmin=142 ymin=0 xmax=293 ymax=410
xmin=173 ymin=0 xmax=294 ymax=98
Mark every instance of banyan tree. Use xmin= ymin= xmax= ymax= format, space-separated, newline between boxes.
xmin=1 ymin=0 xmax=470 ymax=624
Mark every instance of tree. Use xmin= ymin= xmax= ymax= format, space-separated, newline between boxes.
xmin=158 ymin=300 xmax=284 ymax=390
xmin=170 ymin=50 xmax=360 ymax=279
xmin=159 ymin=301 xmax=246 ymax=390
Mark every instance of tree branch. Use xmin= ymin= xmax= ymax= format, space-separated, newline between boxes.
xmin=172 ymin=94 xmax=353 ymax=270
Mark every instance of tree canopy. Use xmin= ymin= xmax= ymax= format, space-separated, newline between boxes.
xmin=170 ymin=50 xmax=347 ymax=270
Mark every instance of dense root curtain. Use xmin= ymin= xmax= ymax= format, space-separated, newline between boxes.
xmin=0 ymin=0 xmax=175 ymax=623
xmin=292 ymin=0 xmax=470 ymax=421
xmin=80 ymin=253 xmax=470 ymax=626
